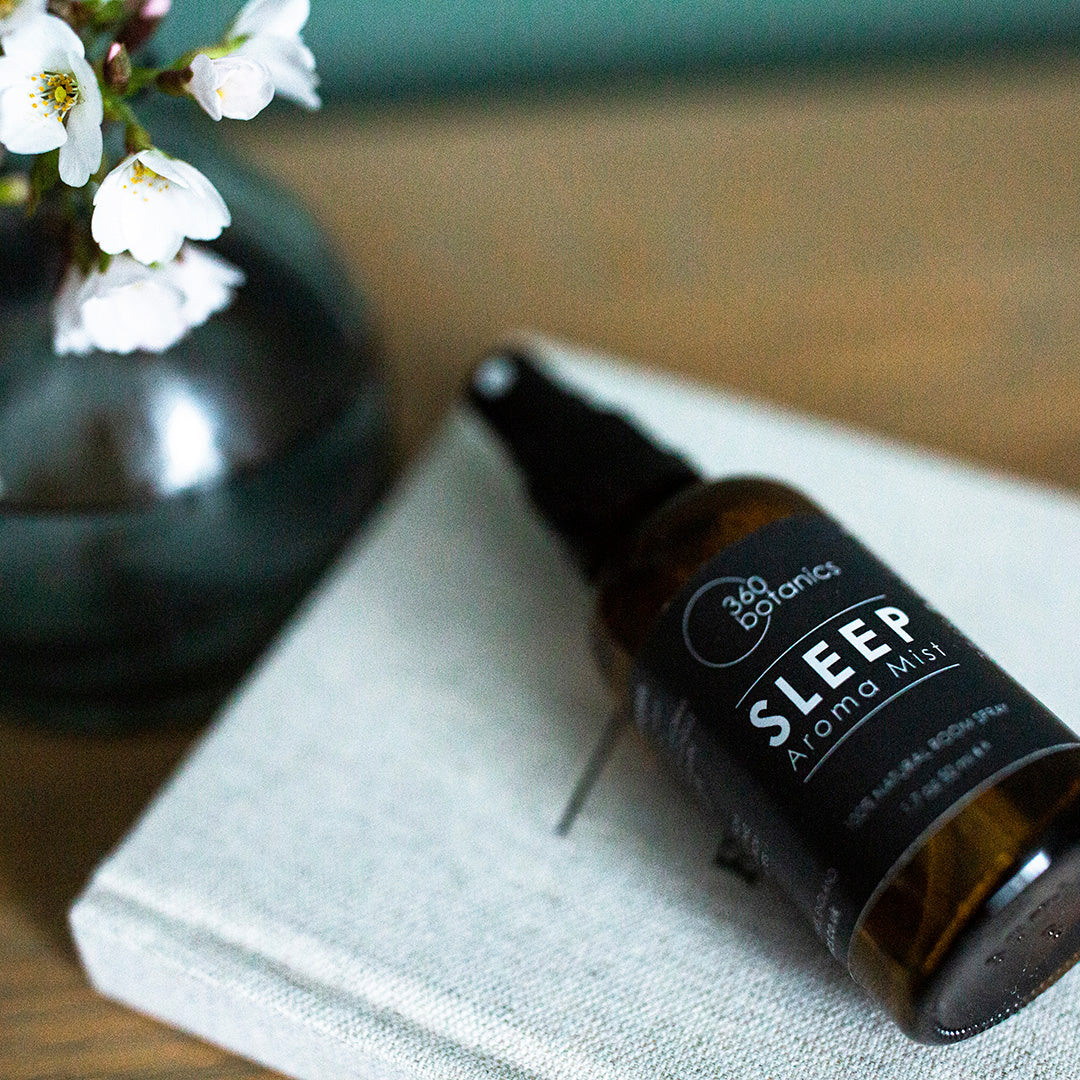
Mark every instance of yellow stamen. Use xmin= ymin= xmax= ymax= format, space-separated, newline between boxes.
xmin=130 ymin=160 xmax=172 ymax=194
xmin=31 ymin=71 xmax=79 ymax=122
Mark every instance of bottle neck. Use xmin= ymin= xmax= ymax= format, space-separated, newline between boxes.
xmin=469 ymin=352 xmax=701 ymax=578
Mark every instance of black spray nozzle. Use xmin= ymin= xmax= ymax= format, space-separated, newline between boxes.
xmin=468 ymin=351 xmax=701 ymax=577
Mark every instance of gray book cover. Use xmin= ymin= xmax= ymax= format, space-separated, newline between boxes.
xmin=71 ymin=339 xmax=1080 ymax=1079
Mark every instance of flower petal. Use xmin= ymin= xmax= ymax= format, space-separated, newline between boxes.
xmin=187 ymin=53 xmax=223 ymax=120
xmin=57 ymin=55 xmax=102 ymax=186
xmin=0 ymin=79 xmax=66 ymax=154
xmin=232 ymin=0 xmax=310 ymax=38
xmin=91 ymin=150 xmax=230 ymax=265
xmin=52 ymin=263 xmax=93 ymax=355
xmin=0 ymin=0 xmax=48 ymax=39
xmin=216 ymin=57 xmax=274 ymax=120
xmin=78 ymin=256 xmax=188 ymax=353
xmin=235 ymin=34 xmax=319 ymax=109
xmin=88 ymin=176 xmax=130 ymax=252
xmin=188 ymin=53 xmax=273 ymax=121
xmin=82 ymin=276 xmax=188 ymax=353
xmin=54 ymin=248 xmax=244 ymax=355
xmin=1 ymin=13 xmax=85 ymax=67
xmin=166 ymin=243 xmax=245 ymax=326
xmin=0 ymin=57 xmax=22 ymax=92
xmin=91 ymin=155 xmax=186 ymax=264
xmin=144 ymin=152 xmax=231 ymax=235
xmin=58 ymin=101 xmax=102 ymax=186
xmin=124 ymin=197 xmax=186 ymax=264
xmin=0 ymin=18 xmax=101 ymax=165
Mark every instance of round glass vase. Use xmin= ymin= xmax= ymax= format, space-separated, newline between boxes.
xmin=0 ymin=137 xmax=392 ymax=732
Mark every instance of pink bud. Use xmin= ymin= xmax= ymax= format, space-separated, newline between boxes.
xmin=118 ymin=0 xmax=172 ymax=50
xmin=104 ymin=42 xmax=132 ymax=92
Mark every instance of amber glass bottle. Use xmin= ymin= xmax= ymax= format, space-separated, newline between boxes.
xmin=471 ymin=351 xmax=1080 ymax=1043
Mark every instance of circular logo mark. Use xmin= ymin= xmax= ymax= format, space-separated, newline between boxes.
xmin=682 ymin=576 xmax=771 ymax=668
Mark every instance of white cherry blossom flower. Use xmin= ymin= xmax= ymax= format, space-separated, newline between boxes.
xmin=0 ymin=14 xmax=103 ymax=187
xmin=162 ymin=243 xmax=246 ymax=326
xmin=91 ymin=148 xmax=230 ymax=265
xmin=231 ymin=0 xmax=320 ymax=110
xmin=0 ymin=0 xmax=47 ymax=38
xmin=187 ymin=52 xmax=274 ymax=121
xmin=54 ymin=245 xmax=245 ymax=355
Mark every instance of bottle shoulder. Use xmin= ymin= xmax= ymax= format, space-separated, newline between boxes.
xmin=595 ymin=476 xmax=822 ymax=661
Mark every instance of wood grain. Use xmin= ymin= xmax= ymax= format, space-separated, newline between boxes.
xmin=4 ymin=56 xmax=1079 ymax=1078
xmin=233 ymin=57 xmax=1080 ymax=489
xmin=0 ymin=722 xmax=280 ymax=1079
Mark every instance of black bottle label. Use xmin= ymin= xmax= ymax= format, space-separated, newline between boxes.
xmin=630 ymin=514 xmax=1080 ymax=962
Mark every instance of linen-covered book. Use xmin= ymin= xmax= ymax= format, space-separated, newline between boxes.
xmin=71 ymin=339 xmax=1080 ymax=1079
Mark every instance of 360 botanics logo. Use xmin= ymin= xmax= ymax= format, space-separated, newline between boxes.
xmin=682 ymin=562 xmax=840 ymax=668
xmin=724 ymin=563 xmax=841 ymax=630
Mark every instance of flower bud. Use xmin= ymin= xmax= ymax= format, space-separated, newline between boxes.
xmin=104 ymin=42 xmax=131 ymax=93
xmin=117 ymin=0 xmax=171 ymax=51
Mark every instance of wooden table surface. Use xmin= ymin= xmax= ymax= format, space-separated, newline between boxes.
xmin=4 ymin=54 xmax=1080 ymax=1079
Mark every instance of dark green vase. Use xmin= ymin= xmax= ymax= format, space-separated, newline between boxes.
xmin=0 ymin=138 xmax=392 ymax=731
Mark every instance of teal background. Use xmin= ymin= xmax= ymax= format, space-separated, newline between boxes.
xmin=157 ymin=1 xmax=1080 ymax=102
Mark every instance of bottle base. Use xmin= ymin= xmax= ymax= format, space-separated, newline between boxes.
xmin=912 ymin=807 xmax=1080 ymax=1043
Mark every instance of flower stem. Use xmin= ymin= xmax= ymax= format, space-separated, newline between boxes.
xmin=26 ymin=151 xmax=61 ymax=217
xmin=125 ymin=65 xmax=162 ymax=96
xmin=102 ymin=93 xmax=152 ymax=153
xmin=155 ymin=66 xmax=193 ymax=96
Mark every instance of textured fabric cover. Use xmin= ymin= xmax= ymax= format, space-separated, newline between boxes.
xmin=72 ymin=338 xmax=1080 ymax=1079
